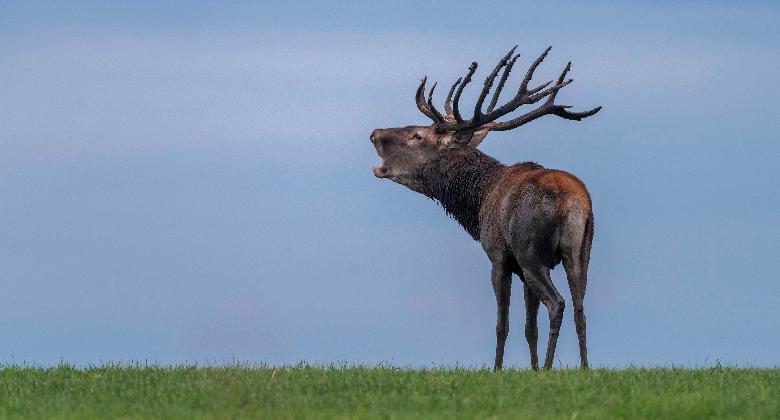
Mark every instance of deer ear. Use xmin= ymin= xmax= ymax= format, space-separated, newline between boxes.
xmin=464 ymin=127 xmax=490 ymax=148
xmin=449 ymin=127 xmax=491 ymax=148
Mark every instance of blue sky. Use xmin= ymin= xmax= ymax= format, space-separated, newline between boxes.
xmin=1 ymin=1 xmax=778 ymax=367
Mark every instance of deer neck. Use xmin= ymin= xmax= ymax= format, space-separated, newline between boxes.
xmin=415 ymin=148 xmax=504 ymax=240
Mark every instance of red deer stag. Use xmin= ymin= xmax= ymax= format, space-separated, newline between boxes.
xmin=370 ymin=46 xmax=600 ymax=370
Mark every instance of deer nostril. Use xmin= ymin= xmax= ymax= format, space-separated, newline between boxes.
xmin=370 ymin=129 xmax=379 ymax=144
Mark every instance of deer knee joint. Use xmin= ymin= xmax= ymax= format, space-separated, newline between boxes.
xmin=550 ymin=300 xmax=565 ymax=323
xmin=525 ymin=324 xmax=537 ymax=341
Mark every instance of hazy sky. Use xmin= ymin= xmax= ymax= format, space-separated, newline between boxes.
xmin=1 ymin=1 xmax=778 ymax=367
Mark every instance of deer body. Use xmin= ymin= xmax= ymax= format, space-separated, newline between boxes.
xmin=371 ymin=45 xmax=599 ymax=370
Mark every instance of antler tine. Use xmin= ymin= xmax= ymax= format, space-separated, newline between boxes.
xmin=520 ymin=46 xmax=552 ymax=95
xmin=552 ymin=105 xmax=603 ymax=121
xmin=545 ymin=62 xmax=602 ymax=120
xmin=526 ymin=80 xmax=552 ymax=96
xmin=546 ymin=62 xmax=572 ymax=104
xmin=481 ymin=46 xmax=553 ymax=125
xmin=452 ymin=62 xmax=478 ymax=124
xmin=487 ymin=61 xmax=601 ymax=131
xmin=522 ymin=62 xmax=573 ymax=105
xmin=487 ymin=53 xmax=519 ymax=113
xmin=415 ymin=77 xmax=441 ymax=123
xmin=426 ymin=82 xmax=447 ymax=123
xmin=444 ymin=77 xmax=462 ymax=118
xmin=526 ymin=78 xmax=573 ymax=104
xmin=473 ymin=46 xmax=517 ymax=124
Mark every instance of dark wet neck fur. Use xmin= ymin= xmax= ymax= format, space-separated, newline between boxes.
xmin=416 ymin=148 xmax=505 ymax=240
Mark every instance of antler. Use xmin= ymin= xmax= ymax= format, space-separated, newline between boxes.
xmin=415 ymin=46 xmax=601 ymax=136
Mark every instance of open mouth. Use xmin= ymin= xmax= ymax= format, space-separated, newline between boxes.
xmin=372 ymin=159 xmax=389 ymax=178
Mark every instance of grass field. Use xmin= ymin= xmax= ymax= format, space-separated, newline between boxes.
xmin=1 ymin=364 xmax=777 ymax=419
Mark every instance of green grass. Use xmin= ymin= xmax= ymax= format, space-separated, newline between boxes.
xmin=1 ymin=364 xmax=777 ymax=419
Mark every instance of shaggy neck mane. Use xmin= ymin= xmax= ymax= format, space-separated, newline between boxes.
xmin=417 ymin=148 xmax=504 ymax=240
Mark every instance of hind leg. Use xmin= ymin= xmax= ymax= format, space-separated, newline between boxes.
xmin=523 ymin=283 xmax=541 ymax=370
xmin=521 ymin=264 xmax=564 ymax=370
xmin=563 ymin=256 xmax=588 ymax=368
xmin=562 ymin=216 xmax=592 ymax=369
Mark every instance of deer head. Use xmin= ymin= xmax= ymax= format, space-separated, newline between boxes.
xmin=370 ymin=46 xmax=601 ymax=186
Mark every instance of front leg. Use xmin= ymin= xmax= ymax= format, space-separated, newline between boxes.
xmin=491 ymin=261 xmax=512 ymax=371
